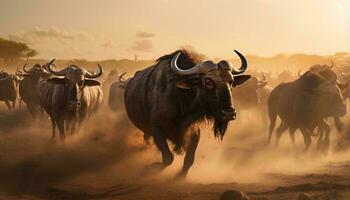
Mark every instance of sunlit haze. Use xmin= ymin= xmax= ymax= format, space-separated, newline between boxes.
xmin=0 ymin=0 xmax=349 ymax=60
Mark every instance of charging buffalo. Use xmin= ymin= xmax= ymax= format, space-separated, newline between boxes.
xmin=108 ymin=72 xmax=129 ymax=111
xmin=0 ymin=71 xmax=19 ymax=111
xmin=124 ymin=49 xmax=250 ymax=178
xmin=38 ymin=60 xmax=103 ymax=140
xmin=268 ymin=69 xmax=346 ymax=153
xmin=18 ymin=61 xmax=52 ymax=117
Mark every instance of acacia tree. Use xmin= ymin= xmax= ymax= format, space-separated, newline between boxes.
xmin=0 ymin=38 xmax=38 ymax=63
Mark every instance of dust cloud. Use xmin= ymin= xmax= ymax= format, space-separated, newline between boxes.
xmin=0 ymin=105 xmax=148 ymax=194
xmin=0 ymin=99 xmax=350 ymax=199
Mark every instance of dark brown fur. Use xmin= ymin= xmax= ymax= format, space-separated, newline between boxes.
xmin=268 ymin=71 xmax=346 ymax=152
xmin=0 ymin=76 xmax=17 ymax=111
xmin=124 ymin=50 xmax=250 ymax=177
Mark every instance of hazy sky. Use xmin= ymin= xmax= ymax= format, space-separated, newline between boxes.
xmin=0 ymin=0 xmax=349 ymax=60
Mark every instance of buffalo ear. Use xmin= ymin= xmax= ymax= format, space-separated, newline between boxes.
xmin=175 ymin=78 xmax=201 ymax=89
xmin=84 ymin=79 xmax=101 ymax=86
xmin=233 ymin=75 xmax=251 ymax=87
xmin=48 ymin=77 xmax=65 ymax=84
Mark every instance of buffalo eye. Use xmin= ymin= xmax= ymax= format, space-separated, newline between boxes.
xmin=205 ymin=78 xmax=215 ymax=90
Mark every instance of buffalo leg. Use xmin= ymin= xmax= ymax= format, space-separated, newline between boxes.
xmin=288 ymin=127 xmax=297 ymax=145
xmin=56 ymin=117 xmax=65 ymax=141
xmin=70 ymin=121 xmax=77 ymax=135
xmin=65 ymin=119 xmax=70 ymax=132
xmin=51 ymin=118 xmax=57 ymax=139
xmin=321 ymin=121 xmax=331 ymax=154
xmin=27 ymin=104 xmax=36 ymax=118
xmin=334 ymin=117 xmax=343 ymax=132
xmin=11 ymin=100 xmax=15 ymax=109
xmin=150 ymin=127 xmax=174 ymax=169
xmin=4 ymin=101 xmax=11 ymax=111
xmin=275 ymin=121 xmax=288 ymax=146
xmin=268 ymin=110 xmax=277 ymax=145
xmin=300 ymin=128 xmax=312 ymax=151
xmin=317 ymin=125 xmax=325 ymax=150
xmin=177 ymin=127 xmax=200 ymax=178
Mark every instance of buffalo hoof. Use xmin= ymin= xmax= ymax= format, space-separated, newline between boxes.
xmin=174 ymin=171 xmax=187 ymax=181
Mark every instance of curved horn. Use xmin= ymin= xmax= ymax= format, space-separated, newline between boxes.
xmin=328 ymin=58 xmax=334 ymax=68
xmin=260 ymin=72 xmax=266 ymax=82
xmin=171 ymin=52 xmax=201 ymax=75
xmin=232 ymin=50 xmax=248 ymax=74
xmin=85 ymin=64 xmax=103 ymax=78
xmin=46 ymin=59 xmax=55 ymax=67
xmin=298 ymin=69 xmax=303 ymax=77
xmin=119 ymin=72 xmax=126 ymax=81
xmin=22 ymin=58 xmax=30 ymax=73
xmin=47 ymin=59 xmax=68 ymax=76
xmin=42 ymin=61 xmax=56 ymax=72
xmin=15 ymin=69 xmax=23 ymax=76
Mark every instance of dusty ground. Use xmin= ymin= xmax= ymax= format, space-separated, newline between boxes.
xmin=1 ymin=104 xmax=350 ymax=200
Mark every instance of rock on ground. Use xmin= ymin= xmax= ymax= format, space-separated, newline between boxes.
xmin=220 ymin=190 xmax=249 ymax=200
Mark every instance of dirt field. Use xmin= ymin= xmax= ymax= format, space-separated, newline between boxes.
xmin=1 ymin=103 xmax=350 ymax=200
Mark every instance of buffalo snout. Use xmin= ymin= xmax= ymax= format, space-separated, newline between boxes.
xmin=221 ymin=107 xmax=236 ymax=121
xmin=68 ymin=100 xmax=80 ymax=111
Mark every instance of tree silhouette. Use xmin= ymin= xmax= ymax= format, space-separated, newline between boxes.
xmin=0 ymin=38 xmax=38 ymax=62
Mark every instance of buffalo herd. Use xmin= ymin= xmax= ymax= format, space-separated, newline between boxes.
xmin=0 ymin=50 xmax=350 ymax=177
